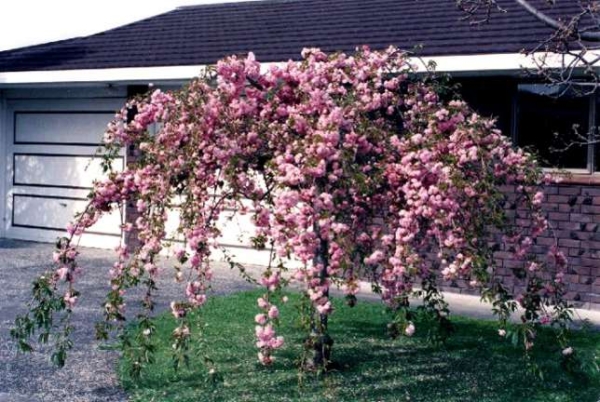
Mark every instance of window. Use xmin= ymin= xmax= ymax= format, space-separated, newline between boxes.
xmin=515 ymin=84 xmax=596 ymax=173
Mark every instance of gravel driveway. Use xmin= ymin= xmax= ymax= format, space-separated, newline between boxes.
xmin=0 ymin=239 xmax=257 ymax=402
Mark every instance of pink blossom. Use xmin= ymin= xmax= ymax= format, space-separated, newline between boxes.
xmin=255 ymin=314 xmax=267 ymax=325
xmin=63 ymin=292 xmax=78 ymax=309
xmin=405 ymin=322 xmax=415 ymax=337
xmin=56 ymin=267 xmax=69 ymax=281
xmin=257 ymin=297 xmax=269 ymax=309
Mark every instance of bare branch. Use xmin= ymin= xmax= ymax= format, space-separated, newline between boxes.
xmin=514 ymin=0 xmax=600 ymax=41
xmin=456 ymin=0 xmax=506 ymax=23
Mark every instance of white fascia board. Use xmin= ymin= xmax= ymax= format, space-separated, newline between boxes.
xmin=422 ymin=51 xmax=600 ymax=74
xmin=0 ymin=63 xmax=282 ymax=86
xmin=0 ymin=65 xmax=209 ymax=86
xmin=0 ymin=52 xmax=596 ymax=86
xmin=420 ymin=53 xmax=534 ymax=73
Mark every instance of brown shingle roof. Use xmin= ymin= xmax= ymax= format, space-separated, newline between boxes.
xmin=0 ymin=0 xmax=587 ymax=72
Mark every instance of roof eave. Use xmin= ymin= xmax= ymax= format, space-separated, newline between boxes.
xmin=0 ymin=52 xmax=592 ymax=87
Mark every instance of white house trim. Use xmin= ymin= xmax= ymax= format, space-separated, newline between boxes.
xmin=1 ymin=52 xmax=592 ymax=86
xmin=0 ymin=65 xmax=209 ymax=86
xmin=423 ymin=52 xmax=539 ymax=73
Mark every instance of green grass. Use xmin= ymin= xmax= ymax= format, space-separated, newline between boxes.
xmin=119 ymin=290 xmax=600 ymax=402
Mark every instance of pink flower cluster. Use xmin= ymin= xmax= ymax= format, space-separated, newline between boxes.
xmin=255 ymin=294 xmax=284 ymax=365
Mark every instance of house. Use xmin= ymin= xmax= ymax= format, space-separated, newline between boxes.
xmin=0 ymin=0 xmax=598 ymax=308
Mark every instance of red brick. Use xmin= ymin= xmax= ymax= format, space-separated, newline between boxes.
xmin=549 ymin=212 xmax=570 ymax=221
xmin=571 ymin=284 xmax=592 ymax=293
xmin=574 ymin=266 xmax=592 ymax=276
xmin=558 ymin=203 xmax=580 ymax=213
xmin=536 ymin=237 xmax=556 ymax=246
xmin=499 ymin=185 xmax=515 ymax=193
xmin=570 ymin=213 xmax=593 ymax=223
xmin=582 ymin=258 xmax=600 ymax=267
xmin=584 ymin=188 xmax=600 ymax=196
xmin=557 ymin=221 xmax=581 ymax=230
xmin=493 ymin=251 xmax=514 ymax=259
xmin=504 ymin=260 xmax=525 ymax=269
xmin=542 ymin=203 xmax=558 ymax=212
xmin=569 ymin=248 xmax=588 ymax=257
xmin=559 ymin=239 xmax=581 ymax=248
xmin=547 ymin=195 xmax=570 ymax=203
xmin=559 ymin=187 xmax=581 ymax=195
xmin=580 ymin=240 xmax=600 ymax=250
xmin=572 ymin=232 xmax=594 ymax=241
xmin=582 ymin=205 xmax=600 ymax=214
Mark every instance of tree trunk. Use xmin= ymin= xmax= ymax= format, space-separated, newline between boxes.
xmin=307 ymin=233 xmax=334 ymax=370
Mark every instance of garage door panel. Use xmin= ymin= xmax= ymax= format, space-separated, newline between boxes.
xmin=164 ymin=208 xmax=261 ymax=246
xmin=8 ymin=98 xmax=124 ymax=112
xmin=7 ymin=226 xmax=122 ymax=249
xmin=162 ymin=207 xmax=301 ymax=267
xmin=162 ymin=215 xmax=276 ymax=267
xmin=15 ymin=111 xmax=114 ymax=145
xmin=14 ymin=153 xmax=124 ymax=189
xmin=12 ymin=194 xmax=122 ymax=235
xmin=5 ymin=97 xmax=126 ymax=249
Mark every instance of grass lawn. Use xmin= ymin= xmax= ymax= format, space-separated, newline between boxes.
xmin=119 ymin=290 xmax=600 ymax=402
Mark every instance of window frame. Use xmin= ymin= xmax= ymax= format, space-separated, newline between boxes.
xmin=512 ymin=84 xmax=599 ymax=176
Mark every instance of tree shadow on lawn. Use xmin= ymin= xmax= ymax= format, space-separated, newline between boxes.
xmin=328 ymin=321 xmax=596 ymax=402
xmin=120 ymin=292 xmax=600 ymax=402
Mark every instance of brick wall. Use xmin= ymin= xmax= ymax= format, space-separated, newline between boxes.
xmin=542 ymin=184 xmax=600 ymax=309
xmin=439 ymin=183 xmax=600 ymax=310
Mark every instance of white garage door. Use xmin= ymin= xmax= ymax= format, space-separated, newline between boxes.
xmin=4 ymin=98 xmax=125 ymax=249
xmin=1 ymin=94 xmax=296 ymax=265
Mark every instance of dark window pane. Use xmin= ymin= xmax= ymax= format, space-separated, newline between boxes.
xmin=517 ymin=85 xmax=588 ymax=169
xmin=456 ymin=77 xmax=515 ymax=136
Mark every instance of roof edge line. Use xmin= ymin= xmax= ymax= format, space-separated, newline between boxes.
xmin=0 ymin=53 xmax=587 ymax=86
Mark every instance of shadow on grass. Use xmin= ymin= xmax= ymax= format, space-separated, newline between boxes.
xmin=119 ymin=290 xmax=600 ymax=402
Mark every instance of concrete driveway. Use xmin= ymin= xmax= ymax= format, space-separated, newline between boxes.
xmin=0 ymin=239 xmax=256 ymax=402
